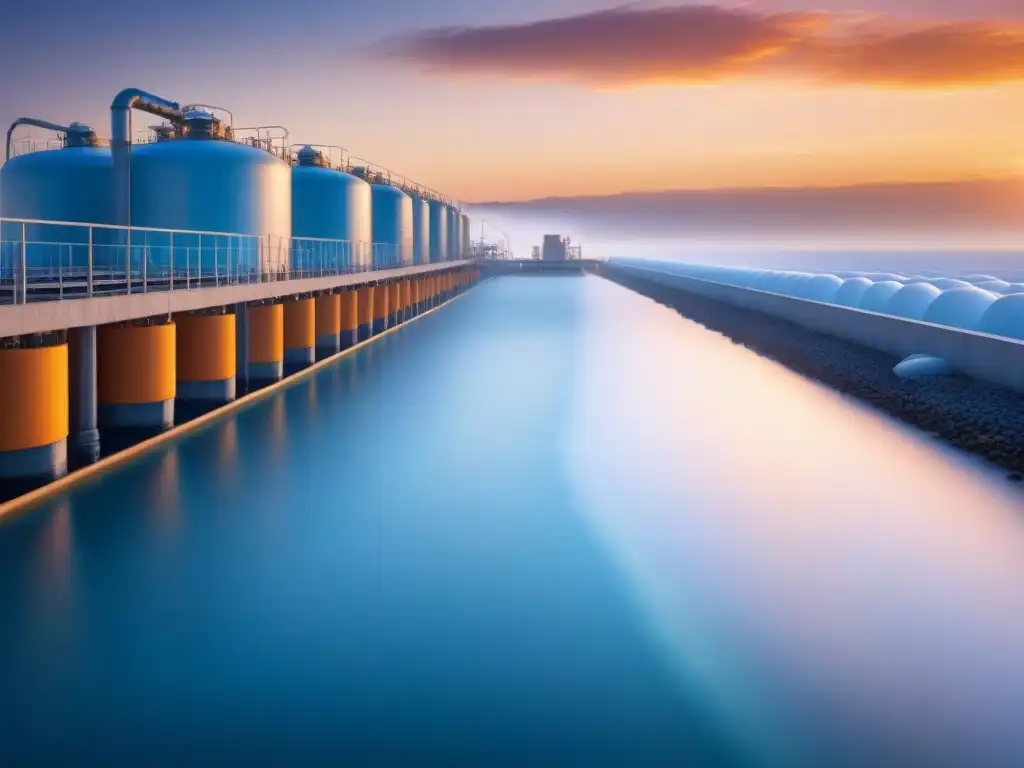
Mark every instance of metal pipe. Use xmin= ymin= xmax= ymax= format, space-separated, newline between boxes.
xmin=6 ymin=117 xmax=71 ymax=161
xmin=110 ymin=89 xmax=183 ymax=228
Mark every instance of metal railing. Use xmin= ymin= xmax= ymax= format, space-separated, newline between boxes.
xmin=0 ymin=218 xmax=453 ymax=306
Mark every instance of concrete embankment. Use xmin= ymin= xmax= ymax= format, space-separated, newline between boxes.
xmin=604 ymin=268 xmax=1024 ymax=480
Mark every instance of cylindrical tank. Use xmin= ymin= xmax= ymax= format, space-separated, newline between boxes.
xmin=128 ymin=110 xmax=291 ymax=282
xmin=428 ymin=199 xmax=448 ymax=263
xmin=291 ymin=146 xmax=371 ymax=275
xmin=1 ymin=122 xmax=115 ymax=275
xmin=461 ymin=213 xmax=470 ymax=260
xmin=370 ymin=185 xmax=413 ymax=270
xmin=408 ymin=192 xmax=430 ymax=265
xmin=446 ymin=206 xmax=460 ymax=261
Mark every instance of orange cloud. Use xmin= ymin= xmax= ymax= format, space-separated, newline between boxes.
xmin=375 ymin=5 xmax=1024 ymax=89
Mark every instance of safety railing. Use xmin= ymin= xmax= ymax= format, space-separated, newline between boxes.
xmin=0 ymin=218 xmax=452 ymax=305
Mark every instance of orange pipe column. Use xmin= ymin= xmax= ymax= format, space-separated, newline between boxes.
xmin=340 ymin=290 xmax=359 ymax=349
xmin=0 ymin=341 xmax=69 ymax=490
xmin=175 ymin=311 xmax=236 ymax=406
xmin=248 ymin=303 xmax=284 ymax=386
xmin=401 ymin=279 xmax=413 ymax=321
xmin=315 ymin=293 xmax=341 ymax=361
xmin=373 ymin=283 xmax=390 ymax=335
xmin=98 ymin=319 xmax=176 ymax=432
xmin=415 ymin=278 xmax=425 ymax=315
xmin=357 ymin=285 xmax=374 ymax=341
xmin=388 ymin=281 xmax=402 ymax=327
xmin=284 ymin=297 xmax=316 ymax=372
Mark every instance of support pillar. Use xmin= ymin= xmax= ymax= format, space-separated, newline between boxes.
xmin=314 ymin=293 xmax=341 ymax=361
xmin=97 ymin=319 xmax=175 ymax=433
xmin=372 ymin=283 xmax=389 ymax=336
xmin=0 ymin=339 xmax=69 ymax=495
xmin=235 ymin=302 xmax=250 ymax=394
xmin=68 ymin=325 xmax=100 ymax=468
xmin=401 ymin=279 xmax=412 ymax=322
xmin=284 ymin=297 xmax=315 ymax=374
xmin=357 ymin=286 xmax=374 ymax=341
xmin=248 ymin=302 xmax=284 ymax=387
xmin=176 ymin=310 xmax=236 ymax=414
xmin=340 ymin=290 xmax=359 ymax=350
xmin=388 ymin=281 xmax=401 ymax=328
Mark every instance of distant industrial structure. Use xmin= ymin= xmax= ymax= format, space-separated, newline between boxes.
xmin=538 ymin=235 xmax=581 ymax=261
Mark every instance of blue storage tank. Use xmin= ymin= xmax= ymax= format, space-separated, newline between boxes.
xmin=446 ymin=205 xmax=459 ymax=261
xmin=125 ymin=109 xmax=291 ymax=281
xmin=428 ymin=199 xmax=448 ymax=263
xmin=1 ymin=120 xmax=117 ymax=279
xmin=366 ymin=181 xmax=413 ymax=269
xmin=461 ymin=213 xmax=470 ymax=260
xmin=407 ymin=192 xmax=430 ymax=265
xmin=291 ymin=146 xmax=371 ymax=274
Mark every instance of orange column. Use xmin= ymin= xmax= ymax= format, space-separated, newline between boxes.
xmin=176 ymin=312 xmax=236 ymax=405
xmin=315 ymin=293 xmax=341 ymax=360
xmin=373 ymin=283 xmax=390 ymax=335
xmin=357 ymin=285 xmax=375 ymax=341
xmin=98 ymin=320 xmax=176 ymax=431
xmin=340 ymin=290 xmax=359 ymax=349
xmin=0 ymin=343 xmax=69 ymax=487
xmin=284 ymin=297 xmax=316 ymax=371
xmin=248 ymin=303 xmax=284 ymax=385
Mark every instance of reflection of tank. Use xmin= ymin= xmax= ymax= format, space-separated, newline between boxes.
xmin=542 ymin=234 xmax=567 ymax=262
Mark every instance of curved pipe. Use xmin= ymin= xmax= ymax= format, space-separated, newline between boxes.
xmin=6 ymin=117 xmax=71 ymax=161
xmin=110 ymin=88 xmax=183 ymax=227
xmin=110 ymin=88 xmax=182 ymax=146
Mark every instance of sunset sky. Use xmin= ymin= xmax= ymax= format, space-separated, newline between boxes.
xmin=1 ymin=0 xmax=1022 ymax=206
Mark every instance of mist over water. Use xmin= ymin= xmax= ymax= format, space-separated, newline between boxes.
xmin=469 ymin=177 xmax=1024 ymax=272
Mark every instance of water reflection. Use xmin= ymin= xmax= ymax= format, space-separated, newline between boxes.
xmin=567 ymin=278 xmax=1024 ymax=766
xmin=146 ymin=448 xmax=180 ymax=536
xmin=0 ymin=276 xmax=1022 ymax=765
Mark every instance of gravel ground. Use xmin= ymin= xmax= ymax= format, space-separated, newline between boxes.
xmin=607 ymin=269 xmax=1024 ymax=481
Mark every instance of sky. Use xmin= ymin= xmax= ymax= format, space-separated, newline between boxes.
xmin=1 ymin=0 xmax=1022 ymax=252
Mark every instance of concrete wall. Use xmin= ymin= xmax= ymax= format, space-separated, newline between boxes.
xmin=611 ymin=264 xmax=1024 ymax=394
xmin=0 ymin=261 xmax=470 ymax=337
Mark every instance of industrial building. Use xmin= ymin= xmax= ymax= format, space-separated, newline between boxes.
xmin=539 ymin=235 xmax=582 ymax=262
xmin=0 ymin=87 xmax=479 ymax=498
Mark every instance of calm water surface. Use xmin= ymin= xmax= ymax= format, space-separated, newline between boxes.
xmin=2 ymin=275 xmax=1024 ymax=766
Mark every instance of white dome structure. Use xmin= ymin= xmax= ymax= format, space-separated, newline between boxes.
xmin=883 ymin=283 xmax=942 ymax=320
xmin=802 ymin=274 xmax=844 ymax=302
xmin=921 ymin=287 xmax=998 ymax=331
xmin=893 ymin=354 xmax=954 ymax=378
xmin=977 ymin=295 xmax=1024 ymax=341
xmin=928 ymin=278 xmax=972 ymax=291
xmin=859 ymin=281 xmax=904 ymax=313
xmin=974 ymin=280 xmax=1012 ymax=294
xmin=863 ymin=272 xmax=906 ymax=282
xmin=834 ymin=278 xmax=874 ymax=308
xmin=956 ymin=274 xmax=999 ymax=284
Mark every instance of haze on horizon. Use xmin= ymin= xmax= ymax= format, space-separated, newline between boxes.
xmin=1 ymin=0 xmax=1021 ymax=249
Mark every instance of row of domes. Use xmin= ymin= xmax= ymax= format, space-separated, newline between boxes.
xmin=642 ymin=263 xmax=1024 ymax=342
